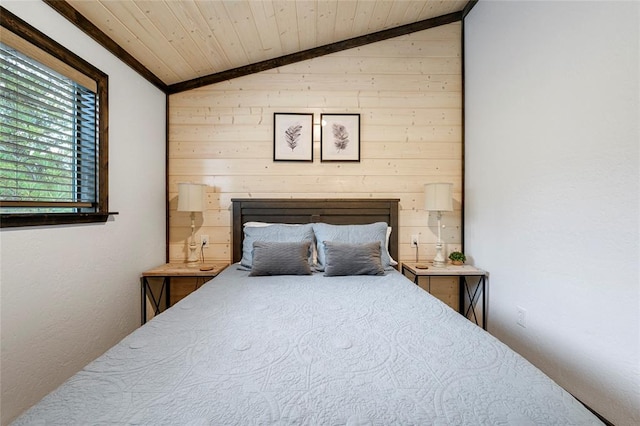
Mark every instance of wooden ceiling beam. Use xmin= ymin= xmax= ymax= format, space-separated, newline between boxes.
xmin=42 ymin=0 xmax=168 ymax=92
xmin=43 ymin=1 xmax=466 ymax=95
xmin=463 ymin=0 xmax=479 ymax=18
xmin=167 ymin=11 xmax=463 ymax=94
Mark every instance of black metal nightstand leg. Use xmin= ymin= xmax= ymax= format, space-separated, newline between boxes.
xmin=461 ymin=276 xmax=486 ymax=329
xmin=165 ymin=277 xmax=171 ymax=311
xmin=141 ymin=277 xmax=145 ymax=325
xmin=459 ymin=277 xmax=464 ymax=318
xmin=480 ymin=277 xmax=486 ymax=329
xmin=141 ymin=276 xmax=169 ymax=324
xmin=463 ymin=276 xmax=480 ymax=325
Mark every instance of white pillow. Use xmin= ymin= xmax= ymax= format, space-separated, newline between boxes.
xmin=244 ymin=221 xmax=300 ymax=228
xmin=386 ymin=226 xmax=398 ymax=266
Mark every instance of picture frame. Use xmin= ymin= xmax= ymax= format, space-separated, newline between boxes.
xmin=273 ymin=113 xmax=314 ymax=162
xmin=320 ymin=113 xmax=360 ymax=162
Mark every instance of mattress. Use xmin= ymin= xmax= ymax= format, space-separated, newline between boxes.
xmin=13 ymin=266 xmax=601 ymax=425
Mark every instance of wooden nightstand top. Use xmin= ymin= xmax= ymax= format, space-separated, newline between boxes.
xmin=142 ymin=263 xmax=228 ymax=277
xmin=402 ymin=262 xmax=487 ymax=276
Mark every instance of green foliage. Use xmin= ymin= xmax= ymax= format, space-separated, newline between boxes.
xmin=1 ymin=42 xmax=95 ymax=213
xmin=448 ymin=251 xmax=466 ymax=262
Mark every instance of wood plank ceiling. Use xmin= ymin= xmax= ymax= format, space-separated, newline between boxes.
xmin=55 ymin=0 xmax=469 ymax=93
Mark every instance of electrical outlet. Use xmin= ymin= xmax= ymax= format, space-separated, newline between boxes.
xmin=200 ymin=235 xmax=209 ymax=247
xmin=517 ymin=306 xmax=527 ymax=328
xmin=410 ymin=234 xmax=419 ymax=248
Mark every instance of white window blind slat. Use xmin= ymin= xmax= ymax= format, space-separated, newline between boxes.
xmin=0 ymin=27 xmax=97 ymax=92
xmin=0 ymin=41 xmax=99 ymax=212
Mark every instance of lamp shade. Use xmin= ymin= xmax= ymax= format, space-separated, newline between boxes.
xmin=177 ymin=183 xmax=205 ymax=212
xmin=424 ymin=183 xmax=453 ymax=212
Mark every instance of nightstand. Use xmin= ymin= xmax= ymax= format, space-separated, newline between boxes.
xmin=140 ymin=263 xmax=228 ymax=324
xmin=402 ymin=262 xmax=488 ymax=329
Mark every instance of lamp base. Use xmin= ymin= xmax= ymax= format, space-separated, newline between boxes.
xmin=432 ymin=241 xmax=446 ymax=268
xmin=186 ymin=241 xmax=199 ymax=267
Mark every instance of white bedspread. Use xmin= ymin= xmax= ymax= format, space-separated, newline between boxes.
xmin=14 ymin=266 xmax=601 ymax=425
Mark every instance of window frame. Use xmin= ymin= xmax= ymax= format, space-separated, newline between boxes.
xmin=1 ymin=7 xmax=112 ymax=228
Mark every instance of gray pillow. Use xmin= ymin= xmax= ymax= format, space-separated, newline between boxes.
xmin=313 ymin=222 xmax=391 ymax=271
xmin=249 ymin=241 xmax=312 ymax=276
xmin=323 ymin=241 xmax=385 ymax=277
xmin=241 ymin=223 xmax=314 ymax=268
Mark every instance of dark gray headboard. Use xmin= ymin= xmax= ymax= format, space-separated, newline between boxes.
xmin=231 ymin=198 xmax=400 ymax=264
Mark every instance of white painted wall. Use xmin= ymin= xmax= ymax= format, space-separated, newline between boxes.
xmin=464 ymin=2 xmax=639 ymax=425
xmin=0 ymin=1 xmax=166 ymax=424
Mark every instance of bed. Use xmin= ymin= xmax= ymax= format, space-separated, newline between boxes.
xmin=13 ymin=198 xmax=602 ymax=425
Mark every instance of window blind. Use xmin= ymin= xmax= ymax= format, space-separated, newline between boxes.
xmin=0 ymin=42 xmax=99 ymax=213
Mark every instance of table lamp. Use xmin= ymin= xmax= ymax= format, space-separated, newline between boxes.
xmin=425 ymin=182 xmax=453 ymax=267
xmin=177 ymin=182 xmax=205 ymax=267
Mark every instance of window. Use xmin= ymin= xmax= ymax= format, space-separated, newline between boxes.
xmin=1 ymin=44 xmax=98 ymax=212
xmin=0 ymin=9 xmax=110 ymax=227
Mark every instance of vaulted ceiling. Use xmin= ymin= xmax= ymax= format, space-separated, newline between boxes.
xmin=46 ymin=0 xmax=472 ymax=93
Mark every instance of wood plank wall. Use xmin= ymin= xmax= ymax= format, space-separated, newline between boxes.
xmin=168 ymin=23 xmax=462 ymax=307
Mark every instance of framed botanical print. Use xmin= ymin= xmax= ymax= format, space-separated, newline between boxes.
xmin=273 ymin=113 xmax=313 ymax=162
xmin=320 ymin=113 xmax=360 ymax=162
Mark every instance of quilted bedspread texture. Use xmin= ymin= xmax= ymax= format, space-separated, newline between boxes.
xmin=13 ymin=267 xmax=601 ymax=425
